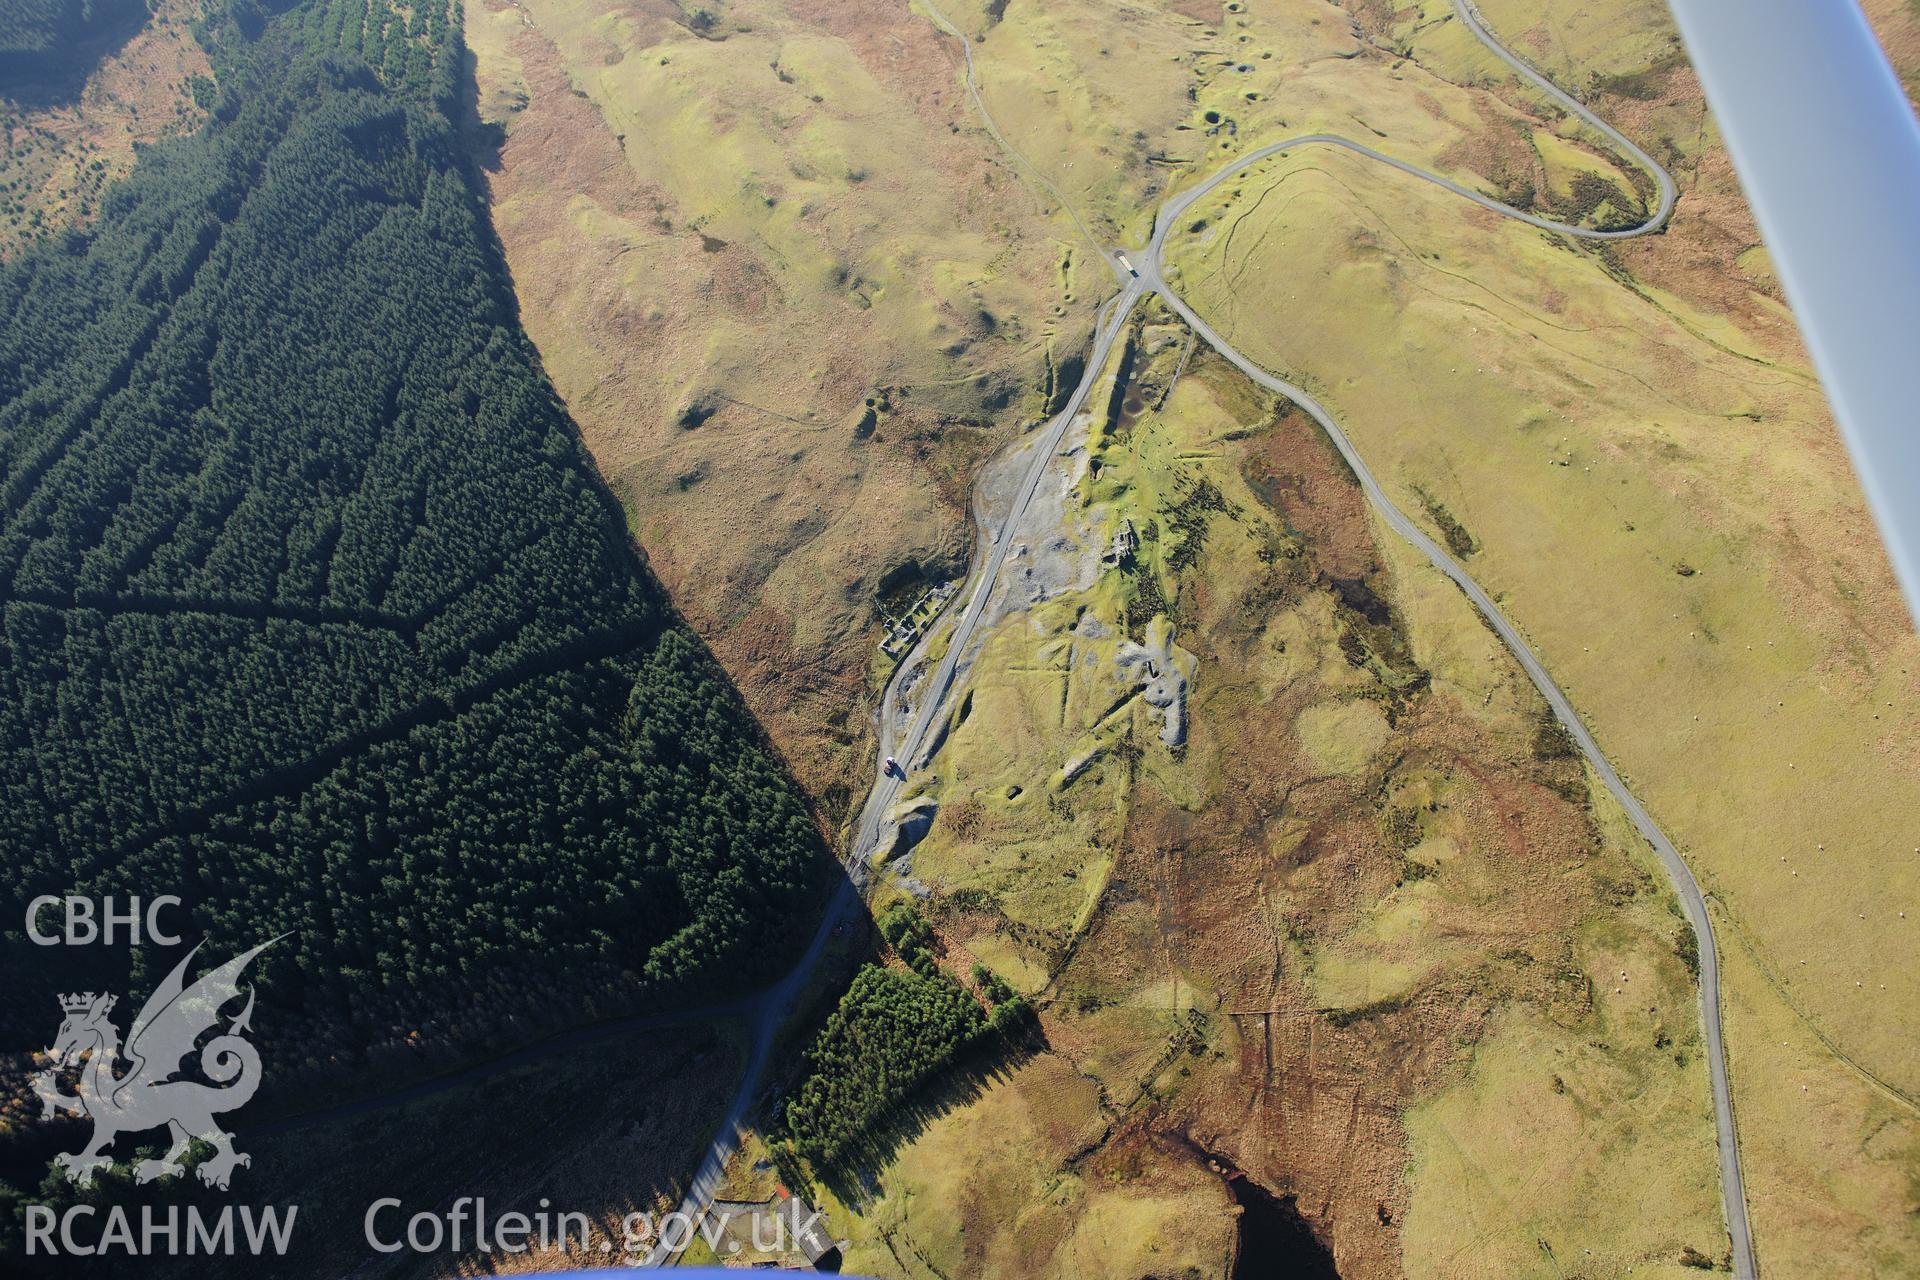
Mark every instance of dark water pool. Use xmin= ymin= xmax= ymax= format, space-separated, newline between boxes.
xmin=1227 ymin=1174 xmax=1341 ymax=1280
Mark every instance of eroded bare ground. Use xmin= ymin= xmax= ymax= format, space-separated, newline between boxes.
xmin=466 ymin=0 xmax=1154 ymax=824
xmin=469 ymin=0 xmax=1918 ymax=839
xmin=464 ymin=0 xmax=1917 ymax=1273
xmin=825 ymin=326 xmax=1723 ymax=1276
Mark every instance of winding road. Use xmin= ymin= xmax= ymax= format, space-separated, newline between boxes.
xmin=632 ymin=876 xmax=857 ymax=1266
xmin=846 ymin=0 xmax=1755 ymax=1276
xmin=643 ymin=1 xmax=1752 ymax=1272
xmin=848 ymin=285 xmax=1140 ymax=865
xmin=185 ymin=7 xmax=1750 ymax=1273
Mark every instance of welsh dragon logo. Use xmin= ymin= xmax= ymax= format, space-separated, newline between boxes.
xmin=31 ymin=938 xmax=278 ymax=1191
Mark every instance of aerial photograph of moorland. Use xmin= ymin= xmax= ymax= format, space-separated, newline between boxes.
xmin=1 ymin=0 xmax=1916 ymax=1275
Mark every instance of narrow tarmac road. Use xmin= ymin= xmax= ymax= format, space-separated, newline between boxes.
xmin=845 ymin=1 xmax=1755 ymax=1276
xmin=656 ymin=2 xmax=1752 ymax=1272
xmin=222 ymin=11 xmax=1743 ymax=1273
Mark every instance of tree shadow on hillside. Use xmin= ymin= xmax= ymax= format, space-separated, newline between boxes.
xmin=442 ymin=10 xmax=855 ymax=902
xmin=0 ymin=0 xmax=154 ymax=107
xmin=812 ymin=1031 xmax=1043 ymax=1211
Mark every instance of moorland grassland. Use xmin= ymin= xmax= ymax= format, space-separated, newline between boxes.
xmin=1163 ymin=3 xmax=1920 ymax=1270
xmin=819 ymin=309 xmax=1727 ymax=1277
xmin=468 ymin=0 xmax=1919 ymax=1273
